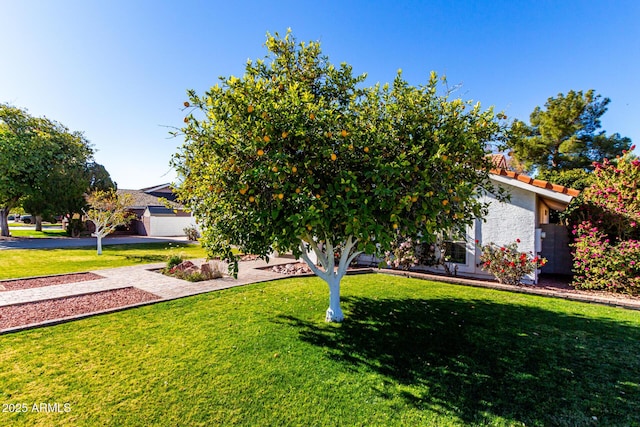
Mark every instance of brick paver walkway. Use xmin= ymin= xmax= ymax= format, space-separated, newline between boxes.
xmin=0 ymin=258 xmax=290 ymax=308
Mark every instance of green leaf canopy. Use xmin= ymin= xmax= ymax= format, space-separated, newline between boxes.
xmin=172 ymin=31 xmax=506 ymax=276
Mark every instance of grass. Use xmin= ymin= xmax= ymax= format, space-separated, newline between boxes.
xmin=0 ymin=243 xmax=207 ymax=279
xmin=1 ymin=274 xmax=638 ymax=426
xmin=9 ymin=228 xmax=68 ymax=238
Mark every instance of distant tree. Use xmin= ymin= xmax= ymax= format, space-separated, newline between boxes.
xmin=508 ymin=90 xmax=631 ymax=174
xmin=84 ymin=189 xmax=133 ymax=255
xmin=0 ymin=104 xmax=116 ymax=235
xmin=87 ymin=162 xmax=117 ymax=191
xmin=20 ymin=126 xmax=95 ymax=231
xmin=172 ymin=31 xmax=507 ymax=322
xmin=0 ymin=104 xmax=71 ymax=236
xmin=536 ymin=168 xmax=594 ymax=192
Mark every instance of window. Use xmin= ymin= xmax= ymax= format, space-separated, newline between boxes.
xmin=444 ymin=241 xmax=467 ymax=264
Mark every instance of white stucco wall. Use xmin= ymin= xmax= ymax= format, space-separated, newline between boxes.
xmin=148 ymin=216 xmax=197 ymax=237
xmin=356 ymin=177 xmax=546 ymax=283
xmin=475 ymin=181 xmax=538 ymax=283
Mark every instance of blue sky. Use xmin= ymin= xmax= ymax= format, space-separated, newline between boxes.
xmin=2 ymin=0 xmax=638 ymax=189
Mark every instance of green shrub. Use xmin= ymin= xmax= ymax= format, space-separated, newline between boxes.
xmin=572 ymin=221 xmax=640 ymax=294
xmin=183 ymin=226 xmax=200 ymax=241
xmin=166 ymin=253 xmax=184 ymax=271
xmin=570 ymin=148 xmax=640 ymax=294
xmin=479 ymin=240 xmax=546 ymax=286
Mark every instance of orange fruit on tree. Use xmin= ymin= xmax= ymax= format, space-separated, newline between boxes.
xmin=411 ymin=196 xmax=418 ymax=202
xmin=282 ymin=131 xmax=289 ymax=138
xmin=309 ymin=113 xmax=315 ymax=120
xmin=278 ymin=193 xmax=284 ymax=200
xmin=442 ymin=199 xmax=449 ymax=206
xmin=263 ymin=135 xmax=270 ymax=143
xmin=272 ymin=166 xmax=278 ymax=173
xmin=257 ymin=149 xmax=265 ymax=156
xmin=364 ymin=147 xmax=369 ymax=153
xmin=341 ymin=129 xmax=348 ymax=137
xmin=183 ymin=101 xmax=190 ymax=107
xmin=247 ymin=105 xmax=254 ymax=113
xmin=295 ymin=188 xmax=301 ymax=194
xmin=183 ymin=117 xmax=189 ymax=123
xmin=291 ymin=166 xmax=297 ymax=173
xmin=331 ymin=153 xmax=337 ymax=161
xmin=393 ymin=223 xmax=399 ymax=229
xmin=326 ymin=131 xmax=333 ymax=138
xmin=249 ymin=196 xmax=255 ymax=203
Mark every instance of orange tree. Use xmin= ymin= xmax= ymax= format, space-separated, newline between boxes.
xmin=172 ymin=31 xmax=506 ymax=322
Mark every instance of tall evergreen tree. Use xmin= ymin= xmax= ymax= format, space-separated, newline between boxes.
xmin=508 ymin=90 xmax=631 ymax=174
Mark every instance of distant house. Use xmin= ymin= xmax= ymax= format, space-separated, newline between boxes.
xmin=117 ymin=184 xmax=196 ymax=237
xmin=359 ymin=158 xmax=580 ymax=284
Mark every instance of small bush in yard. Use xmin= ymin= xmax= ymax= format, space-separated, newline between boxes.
xmin=479 ymin=240 xmax=546 ymax=286
xmin=184 ymin=226 xmax=200 ymax=241
xmin=166 ymin=253 xmax=185 ymax=271
xmin=384 ymin=237 xmax=419 ymax=270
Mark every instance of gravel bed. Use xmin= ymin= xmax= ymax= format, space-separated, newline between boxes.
xmin=0 ymin=272 xmax=104 ymax=291
xmin=0 ymin=287 xmax=160 ymax=330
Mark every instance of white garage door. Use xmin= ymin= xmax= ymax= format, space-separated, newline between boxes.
xmin=149 ymin=216 xmax=196 ymax=237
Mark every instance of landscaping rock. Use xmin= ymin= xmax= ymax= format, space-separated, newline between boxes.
xmin=270 ymin=263 xmax=313 ymax=275
xmin=170 ymin=260 xmax=195 ymax=273
xmin=167 ymin=260 xmax=226 ymax=281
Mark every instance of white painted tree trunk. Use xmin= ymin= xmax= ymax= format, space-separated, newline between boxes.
xmin=96 ymin=234 xmax=103 ymax=255
xmin=325 ymin=273 xmax=344 ymax=322
xmin=298 ymin=235 xmax=362 ymax=323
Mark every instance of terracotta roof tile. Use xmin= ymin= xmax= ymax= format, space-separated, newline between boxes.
xmin=490 ymin=168 xmax=580 ymax=197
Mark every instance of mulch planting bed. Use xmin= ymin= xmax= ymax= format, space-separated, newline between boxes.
xmin=0 ymin=287 xmax=160 ymax=331
xmin=0 ymin=272 xmax=104 ymax=291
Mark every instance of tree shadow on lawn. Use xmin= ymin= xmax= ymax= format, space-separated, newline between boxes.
xmin=278 ymin=296 xmax=640 ymax=426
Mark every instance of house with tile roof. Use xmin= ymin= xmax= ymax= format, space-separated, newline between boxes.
xmin=117 ymin=184 xmax=196 ymax=237
xmin=444 ymin=164 xmax=580 ymax=283
xmin=358 ymin=155 xmax=580 ymax=283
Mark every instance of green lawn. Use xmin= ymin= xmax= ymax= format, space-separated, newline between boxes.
xmin=1 ymin=275 xmax=638 ymax=426
xmin=8 ymin=228 xmax=67 ymax=238
xmin=0 ymin=243 xmax=206 ymax=279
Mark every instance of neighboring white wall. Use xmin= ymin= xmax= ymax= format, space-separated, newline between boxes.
xmin=148 ymin=215 xmax=196 ymax=237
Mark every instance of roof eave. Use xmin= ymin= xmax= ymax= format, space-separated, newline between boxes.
xmin=489 ymin=171 xmax=577 ymax=205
